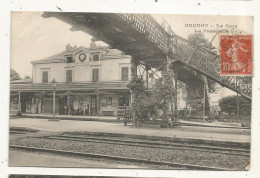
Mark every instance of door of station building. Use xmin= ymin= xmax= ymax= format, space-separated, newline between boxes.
xmin=59 ymin=97 xmax=67 ymax=115
xmin=20 ymin=93 xmax=31 ymax=113
xmin=21 ymin=97 xmax=27 ymax=113
xmin=90 ymin=96 xmax=97 ymax=116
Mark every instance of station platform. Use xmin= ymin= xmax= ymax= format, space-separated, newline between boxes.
xmin=9 ymin=117 xmax=250 ymax=143
xmin=13 ymin=113 xmax=118 ymax=122
xmin=16 ymin=113 xmax=249 ymax=129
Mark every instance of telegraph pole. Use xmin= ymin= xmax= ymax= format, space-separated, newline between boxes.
xmin=202 ymin=84 xmax=206 ymax=121
xmin=236 ymin=77 xmax=240 ymax=123
xmin=146 ymin=65 xmax=149 ymax=90
xmin=131 ymin=57 xmax=138 ymax=126
xmin=53 ymin=83 xmax=56 ymax=119
xmin=18 ymin=92 xmax=21 ymax=112
xmin=237 ymin=92 xmax=240 ymax=123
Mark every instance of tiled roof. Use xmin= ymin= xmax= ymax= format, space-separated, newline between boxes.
xmin=105 ymin=49 xmax=123 ymax=56
xmin=31 ymin=51 xmax=66 ymax=64
xmin=10 ymin=78 xmax=32 ymax=84
xmin=10 ymin=81 xmax=129 ymax=92
xmin=31 ymin=46 xmax=129 ymax=64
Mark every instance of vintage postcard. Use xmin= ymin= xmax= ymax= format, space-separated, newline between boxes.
xmin=9 ymin=175 xmax=163 ymax=178
xmin=9 ymin=11 xmax=252 ymax=171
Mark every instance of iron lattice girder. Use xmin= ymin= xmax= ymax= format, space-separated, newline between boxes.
xmin=43 ymin=12 xmax=252 ymax=99
xmin=117 ymin=14 xmax=252 ymax=99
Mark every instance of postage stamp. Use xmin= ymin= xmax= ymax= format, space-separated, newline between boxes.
xmin=220 ymin=35 xmax=253 ymax=76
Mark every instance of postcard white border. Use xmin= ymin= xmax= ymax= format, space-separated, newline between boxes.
xmin=1 ymin=0 xmax=260 ymax=178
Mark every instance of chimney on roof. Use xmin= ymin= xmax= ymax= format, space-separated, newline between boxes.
xmin=66 ymin=44 xmax=77 ymax=51
xmin=66 ymin=44 xmax=73 ymax=51
xmin=90 ymin=37 xmax=96 ymax=49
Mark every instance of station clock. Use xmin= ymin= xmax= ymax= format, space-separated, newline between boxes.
xmin=79 ymin=53 xmax=86 ymax=62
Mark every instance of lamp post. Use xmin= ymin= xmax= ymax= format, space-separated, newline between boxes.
xmin=49 ymin=78 xmax=59 ymax=121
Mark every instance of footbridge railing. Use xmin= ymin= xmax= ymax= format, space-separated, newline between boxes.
xmin=118 ymin=14 xmax=252 ymax=99
xmin=43 ymin=12 xmax=252 ymax=99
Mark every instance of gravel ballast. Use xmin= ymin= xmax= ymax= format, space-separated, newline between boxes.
xmin=10 ymin=137 xmax=249 ymax=170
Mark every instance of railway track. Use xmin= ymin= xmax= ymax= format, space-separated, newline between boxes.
xmin=9 ymin=145 xmax=233 ymax=170
xmin=43 ymin=134 xmax=250 ymax=157
xmin=10 ymin=131 xmax=28 ymax=134
xmin=9 ymin=131 xmax=250 ymax=170
xmin=9 ymin=127 xmax=38 ymax=135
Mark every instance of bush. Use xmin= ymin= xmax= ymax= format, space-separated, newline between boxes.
xmin=128 ymin=70 xmax=176 ymax=122
xmin=219 ymin=95 xmax=251 ymax=115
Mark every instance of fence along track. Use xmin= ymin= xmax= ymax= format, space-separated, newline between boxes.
xmin=9 ymin=145 xmax=234 ymax=170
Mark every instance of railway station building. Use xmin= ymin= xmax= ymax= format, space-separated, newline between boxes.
xmin=10 ymin=43 xmax=131 ymax=116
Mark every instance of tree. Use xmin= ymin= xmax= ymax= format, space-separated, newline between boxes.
xmin=24 ymin=75 xmax=31 ymax=79
xmin=187 ymin=32 xmax=213 ymax=50
xmin=10 ymin=69 xmax=21 ymax=81
xmin=187 ymin=33 xmax=217 ymax=93
xmin=127 ymin=69 xmax=176 ymax=125
xmin=219 ymin=95 xmax=251 ymax=115
xmin=207 ymin=79 xmax=218 ymax=93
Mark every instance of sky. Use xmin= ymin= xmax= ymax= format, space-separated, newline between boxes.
xmin=11 ymin=11 xmax=105 ymax=78
xmin=11 ymin=12 xmax=253 ymax=78
xmin=11 ymin=12 xmax=253 ymax=101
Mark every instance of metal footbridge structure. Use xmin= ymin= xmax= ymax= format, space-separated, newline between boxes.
xmin=43 ymin=12 xmax=252 ymax=100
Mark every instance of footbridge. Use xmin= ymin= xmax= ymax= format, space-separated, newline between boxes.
xmin=42 ymin=12 xmax=252 ymax=100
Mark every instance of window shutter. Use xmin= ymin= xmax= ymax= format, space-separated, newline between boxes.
xmin=92 ymin=68 xmax=99 ymax=82
xmin=66 ymin=70 xmax=72 ymax=83
xmin=121 ymin=67 xmax=129 ymax=81
xmin=93 ymin=54 xmax=100 ymax=61
xmin=42 ymin=71 xmax=48 ymax=83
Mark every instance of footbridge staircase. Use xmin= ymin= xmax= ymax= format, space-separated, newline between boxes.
xmin=43 ymin=12 xmax=252 ymax=100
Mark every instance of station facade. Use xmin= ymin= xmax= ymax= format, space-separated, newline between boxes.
xmin=10 ymin=43 xmax=131 ymax=116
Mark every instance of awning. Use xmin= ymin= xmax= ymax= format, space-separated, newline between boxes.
xmin=10 ymin=81 xmax=130 ymax=92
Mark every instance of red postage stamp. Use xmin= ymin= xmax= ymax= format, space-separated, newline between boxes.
xmin=220 ymin=35 xmax=253 ymax=76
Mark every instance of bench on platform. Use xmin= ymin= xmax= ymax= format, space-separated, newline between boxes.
xmin=101 ymin=111 xmax=114 ymax=116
